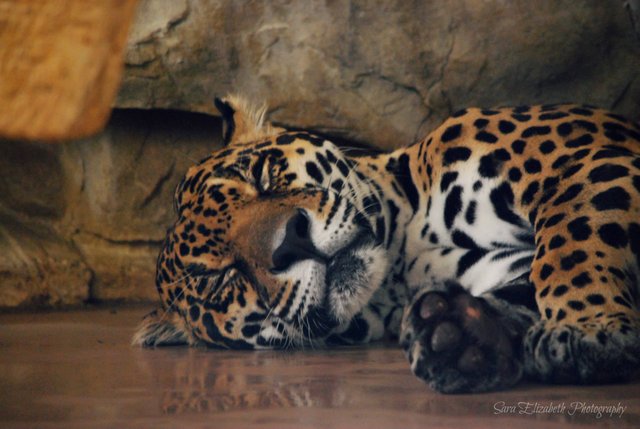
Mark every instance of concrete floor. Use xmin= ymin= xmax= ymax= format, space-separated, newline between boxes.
xmin=0 ymin=307 xmax=638 ymax=429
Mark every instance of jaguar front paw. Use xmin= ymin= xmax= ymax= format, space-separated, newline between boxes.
xmin=524 ymin=317 xmax=640 ymax=384
xmin=400 ymin=287 xmax=524 ymax=393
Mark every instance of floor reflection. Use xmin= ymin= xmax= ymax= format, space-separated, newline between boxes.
xmin=1 ymin=307 xmax=638 ymax=428
xmin=136 ymin=346 xmax=410 ymax=415
xmin=135 ymin=344 xmax=640 ymax=427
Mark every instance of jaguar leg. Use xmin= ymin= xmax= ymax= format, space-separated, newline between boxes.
xmin=525 ymin=193 xmax=640 ymax=383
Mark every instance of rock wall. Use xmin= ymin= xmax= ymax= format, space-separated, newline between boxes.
xmin=0 ymin=111 xmax=222 ymax=308
xmin=118 ymin=0 xmax=640 ymax=150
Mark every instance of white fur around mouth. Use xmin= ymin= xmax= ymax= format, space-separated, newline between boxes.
xmin=325 ymin=239 xmax=389 ymax=324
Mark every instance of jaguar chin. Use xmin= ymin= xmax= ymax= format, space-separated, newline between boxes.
xmin=135 ymin=95 xmax=640 ymax=393
xmin=324 ymin=231 xmax=388 ymax=325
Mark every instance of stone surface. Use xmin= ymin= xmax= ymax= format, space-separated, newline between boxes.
xmin=0 ymin=110 xmax=222 ymax=308
xmin=0 ymin=215 xmax=91 ymax=308
xmin=118 ymin=0 xmax=640 ymax=150
xmin=0 ymin=0 xmax=138 ymax=141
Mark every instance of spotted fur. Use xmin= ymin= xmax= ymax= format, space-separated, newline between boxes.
xmin=134 ymin=98 xmax=640 ymax=393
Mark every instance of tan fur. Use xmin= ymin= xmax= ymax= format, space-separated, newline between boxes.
xmin=221 ymin=94 xmax=284 ymax=145
xmin=132 ymin=309 xmax=194 ymax=347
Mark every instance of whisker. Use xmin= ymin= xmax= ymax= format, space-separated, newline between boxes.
xmin=174 ymin=149 xmax=202 ymax=164
xmin=155 ymin=271 xmax=194 ymax=324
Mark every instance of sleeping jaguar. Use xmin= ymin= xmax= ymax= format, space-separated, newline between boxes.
xmin=134 ymin=96 xmax=640 ymax=393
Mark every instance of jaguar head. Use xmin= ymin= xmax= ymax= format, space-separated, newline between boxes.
xmin=134 ymin=96 xmax=389 ymax=349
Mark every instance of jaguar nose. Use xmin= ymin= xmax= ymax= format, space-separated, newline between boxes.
xmin=271 ymin=209 xmax=328 ymax=273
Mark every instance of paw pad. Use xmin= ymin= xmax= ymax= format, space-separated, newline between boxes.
xmin=419 ymin=294 xmax=448 ymax=319
xmin=458 ymin=346 xmax=485 ymax=373
xmin=431 ymin=321 xmax=461 ymax=352
xmin=401 ymin=288 xmax=524 ymax=393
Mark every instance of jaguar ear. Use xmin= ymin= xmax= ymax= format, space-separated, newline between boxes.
xmin=214 ymin=97 xmax=236 ymax=146
xmin=214 ymin=94 xmax=284 ymax=146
